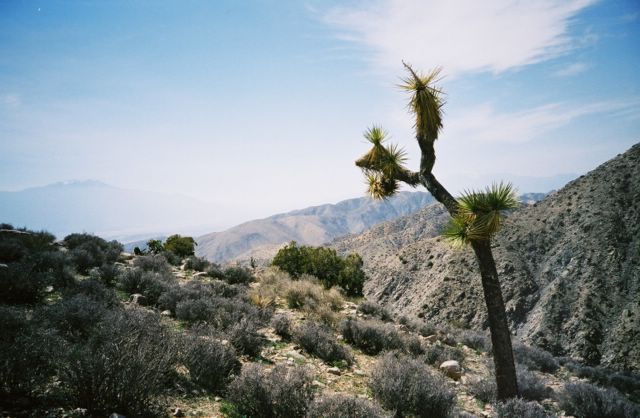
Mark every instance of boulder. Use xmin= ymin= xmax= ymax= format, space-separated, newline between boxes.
xmin=439 ymin=360 xmax=463 ymax=380
xmin=129 ymin=293 xmax=146 ymax=305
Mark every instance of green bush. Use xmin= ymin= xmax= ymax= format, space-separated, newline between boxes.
xmin=227 ymin=363 xmax=314 ymax=418
xmin=164 ymin=234 xmax=196 ymax=258
xmin=370 ymin=352 xmax=455 ymax=418
xmin=271 ymin=241 xmax=365 ymax=296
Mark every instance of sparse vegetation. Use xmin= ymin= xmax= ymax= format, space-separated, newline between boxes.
xmin=3 ymin=223 xmax=638 ymax=417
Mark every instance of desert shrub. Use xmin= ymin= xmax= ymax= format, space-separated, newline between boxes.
xmin=357 ymin=300 xmax=392 ymax=322
xmin=88 ymin=263 xmax=121 ymax=287
xmin=0 ymin=261 xmax=50 ymax=304
xmin=0 ymin=227 xmax=56 ymax=263
xmin=460 ymin=330 xmax=491 ymax=352
xmin=370 ymin=352 xmax=455 ymax=418
xmin=272 ymin=314 xmax=292 ymax=339
xmin=176 ymin=292 xmax=271 ymax=331
xmin=176 ymin=297 xmax=218 ymax=322
xmin=513 ymin=342 xmax=559 ymax=373
xmin=227 ymin=363 xmax=314 ymax=418
xmin=405 ymin=333 xmax=425 ymax=355
xmin=564 ymin=362 xmax=640 ymax=397
xmin=158 ymin=280 xmax=242 ymax=313
xmin=183 ymin=255 xmax=211 ymax=272
xmin=559 ymin=382 xmax=640 ymax=418
xmin=285 ymin=278 xmax=322 ymax=310
xmin=0 ymin=306 xmax=60 ymax=400
xmin=227 ymin=317 xmax=265 ymax=357
xmin=423 ymin=343 xmax=465 ymax=366
xmin=399 ymin=316 xmax=437 ymax=337
xmin=468 ymin=376 xmax=496 ymax=403
xmin=293 ymin=321 xmax=353 ymax=366
xmin=340 ymin=318 xmax=406 ymax=355
xmin=271 ymin=241 xmax=365 ymax=296
xmin=517 ymin=366 xmax=551 ymax=401
xmin=183 ymin=332 xmax=240 ymax=393
xmin=63 ymin=233 xmax=122 ymax=273
xmin=117 ymin=267 xmax=176 ymax=306
xmin=306 ymin=393 xmax=390 ymax=418
xmin=59 ymin=308 xmax=179 ymax=417
xmin=164 ymin=234 xmax=196 ymax=258
xmin=132 ymin=254 xmax=172 ymax=273
xmin=27 ymin=250 xmax=75 ymax=288
xmin=222 ymin=265 xmax=255 ymax=285
xmin=65 ymin=277 xmax=119 ymax=307
xmin=44 ymin=293 xmax=112 ymax=341
xmin=494 ymin=398 xmax=552 ymax=418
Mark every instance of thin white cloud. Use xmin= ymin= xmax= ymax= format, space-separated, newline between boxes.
xmin=553 ymin=62 xmax=589 ymax=77
xmin=325 ymin=0 xmax=597 ymax=77
xmin=444 ymin=99 xmax=640 ymax=143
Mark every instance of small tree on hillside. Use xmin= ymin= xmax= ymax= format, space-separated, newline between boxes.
xmin=355 ymin=63 xmax=519 ymax=399
xmin=163 ymin=235 xmax=196 ymax=258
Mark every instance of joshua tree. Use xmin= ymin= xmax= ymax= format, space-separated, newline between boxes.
xmin=355 ymin=63 xmax=519 ymax=399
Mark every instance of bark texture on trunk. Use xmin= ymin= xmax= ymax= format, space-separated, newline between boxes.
xmin=471 ymin=239 xmax=519 ymax=400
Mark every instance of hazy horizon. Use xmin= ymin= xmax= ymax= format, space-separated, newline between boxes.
xmin=1 ymin=0 xmax=639 ymax=231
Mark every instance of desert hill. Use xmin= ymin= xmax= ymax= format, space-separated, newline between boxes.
xmin=332 ymin=144 xmax=640 ymax=370
xmin=195 ymin=191 xmax=434 ymax=263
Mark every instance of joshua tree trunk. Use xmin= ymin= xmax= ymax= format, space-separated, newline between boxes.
xmin=471 ymin=239 xmax=519 ymax=400
xmin=418 ymin=152 xmax=519 ymax=400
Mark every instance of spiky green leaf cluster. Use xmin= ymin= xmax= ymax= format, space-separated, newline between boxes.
xmin=400 ymin=63 xmax=445 ymax=143
xmin=444 ymin=182 xmax=519 ymax=246
xmin=356 ymin=126 xmax=409 ymax=199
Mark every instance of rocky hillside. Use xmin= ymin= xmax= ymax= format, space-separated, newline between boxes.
xmin=196 ymin=191 xmax=433 ymax=263
xmin=332 ymin=143 xmax=640 ymax=371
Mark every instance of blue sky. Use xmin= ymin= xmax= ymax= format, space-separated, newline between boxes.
xmin=1 ymin=0 xmax=639 ymax=227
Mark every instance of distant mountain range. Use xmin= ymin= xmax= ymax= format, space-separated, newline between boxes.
xmin=0 ymin=180 xmax=221 ymax=240
xmin=195 ymin=192 xmax=435 ymax=263
xmin=332 ymin=143 xmax=640 ymax=370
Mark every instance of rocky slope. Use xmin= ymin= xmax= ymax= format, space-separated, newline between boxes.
xmin=332 ymin=144 xmax=640 ymax=370
xmin=196 ymin=191 xmax=433 ymax=263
